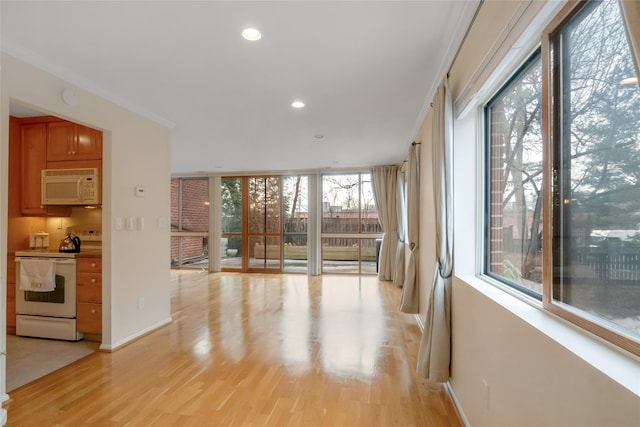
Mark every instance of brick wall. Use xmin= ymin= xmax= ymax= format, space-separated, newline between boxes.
xmin=171 ymin=178 xmax=209 ymax=264
xmin=489 ymin=101 xmax=505 ymax=275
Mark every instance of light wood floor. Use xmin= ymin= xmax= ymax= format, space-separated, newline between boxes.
xmin=4 ymin=271 xmax=462 ymax=426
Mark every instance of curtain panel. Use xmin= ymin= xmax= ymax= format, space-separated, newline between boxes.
xmin=399 ymin=143 xmax=420 ymax=314
xmin=371 ymin=166 xmax=399 ymax=281
xmin=394 ymin=169 xmax=406 ymax=287
xmin=620 ymin=0 xmax=640 ymax=79
xmin=417 ymin=78 xmax=454 ymax=382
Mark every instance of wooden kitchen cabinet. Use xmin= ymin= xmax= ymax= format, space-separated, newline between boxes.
xmin=19 ymin=121 xmax=72 ymax=216
xmin=20 ymin=123 xmax=47 ymax=216
xmin=47 ymin=121 xmax=102 ymax=162
xmin=76 ymin=256 xmax=102 ymax=334
xmin=7 ymin=254 xmax=16 ymax=328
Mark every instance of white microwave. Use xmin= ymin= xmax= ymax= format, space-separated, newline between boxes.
xmin=41 ymin=168 xmax=100 ymax=205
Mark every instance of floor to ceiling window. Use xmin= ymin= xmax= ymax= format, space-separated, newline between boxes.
xmin=321 ymin=173 xmax=382 ymax=274
xmin=220 ymin=177 xmax=242 ymax=269
xmin=173 ymin=172 xmax=381 ymax=275
xmin=220 ymin=176 xmax=285 ymax=272
xmin=283 ymin=176 xmax=308 ymax=273
xmin=248 ymin=176 xmax=282 ymax=271
xmin=171 ymin=177 xmax=209 ymax=269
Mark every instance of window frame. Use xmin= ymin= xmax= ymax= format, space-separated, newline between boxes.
xmin=483 ymin=47 xmax=544 ymax=300
xmin=482 ymin=0 xmax=640 ymax=356
xmin=320 ymin=172 xmax=383 ymax=275
xmin=540 ymin=0 xmax=640 ymax=356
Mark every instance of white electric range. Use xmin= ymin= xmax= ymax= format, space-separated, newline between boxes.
xmin=14 ymin=250 xmax=82 ymax=341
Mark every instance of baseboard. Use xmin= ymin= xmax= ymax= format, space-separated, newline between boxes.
xmin=0 ymin=408 xmax=6 ymax=426
xmin=99 ymin=317 xmax=172 ymax=352
xmin=412 ymin=313 xmax=469 ymax=427
xmin=446 ymin=381 xmax=470 ymax=427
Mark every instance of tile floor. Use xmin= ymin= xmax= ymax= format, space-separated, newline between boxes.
xmin=6 ymin=334 xmax=99 ymax=391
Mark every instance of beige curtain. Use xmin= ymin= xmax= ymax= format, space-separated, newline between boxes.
xmin=620 ymin=0 xmax=640 ymax=79
xmin=371 ymin=166 xmax=399 ymax=281
xmin=394 ymin=169 xmax=406 ymax=287
xmin=417 ymin=78 xmax=453 ymax=382
xmin=399 ymin=143 xmax=420 ymax=314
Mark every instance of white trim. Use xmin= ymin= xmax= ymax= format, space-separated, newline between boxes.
xmin=1 ymin=38 xmax=176 ymax=129
xmin=413 ymin=311 xmax=469 ymax=427
xmin=0 ymin=408 xmax=6 ymax=426
xmin=411 ymin=0 xmax=480 ymax=141
xmin=99 ymin=317 xmax=171 ymax=351
xmin=209 ymin=176 xmax=222 ymax=273
xmin=1 ymin=394 xmax=8 ymax=403
xmin=455 ymin=0 xmax=567 ymax=119
xmin=445 ymin=381 xmax=471 ymax=427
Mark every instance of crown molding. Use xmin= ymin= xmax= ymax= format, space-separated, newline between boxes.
xmin=1 ymin=37 xmax=176 ymax=129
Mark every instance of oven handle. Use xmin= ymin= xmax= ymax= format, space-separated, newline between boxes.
xmin=15 ymin=257 xmax=77 ymax=264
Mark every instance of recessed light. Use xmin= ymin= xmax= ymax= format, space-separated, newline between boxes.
xmin=242 ymin=28 xmax=262 ymax=41
xmin=314 ymin=134 xmax=324 ymax=139
xmin=291 ymin=101 xmax=305 ymax=108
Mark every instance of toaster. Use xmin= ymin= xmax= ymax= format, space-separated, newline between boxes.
xmin=29 ymin=232 xmax=49 ymax=249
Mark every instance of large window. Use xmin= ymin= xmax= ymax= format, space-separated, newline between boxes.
xmin=485 ymin=51 xmax=543 ymax=297
xmin=171 ymin=177 xmax=209 ymax=269
xmin=221 ymin=177 xmax=242 ymax=269
xmin=485 ymin=0 xmax=640 ymax=355
xmin=283 ymin=176 xmax=308 ymax=273
xmin=220 ymin=176 xmax=284 ymax=272
xmin=546 ymin=0 xmax=640 ymax=351
xmin=322 ymin=173 xmax=382 ymax=274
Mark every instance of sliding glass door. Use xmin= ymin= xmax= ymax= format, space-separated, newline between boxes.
xmin=248 ymin=177 xmax=282 ymax=271
xmin=283 ymin=176 xmax=308 ymax=273
xmin=321 ymin=173 xmax=382 ymax=274
xmin=221 ymin=176 xmax=284 ymax=272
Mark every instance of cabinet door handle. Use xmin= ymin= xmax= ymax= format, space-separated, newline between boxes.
xmin=91 ymin=263 xmax=96 ymax=268
xmin=91 ymin=278 xmax=96 ymax=283
xmin=91 ymin=309 xmax=96 ymax=314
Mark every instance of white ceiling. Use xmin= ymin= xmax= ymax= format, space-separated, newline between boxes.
xmin=1 ymin=1 xmax=477 ymax=174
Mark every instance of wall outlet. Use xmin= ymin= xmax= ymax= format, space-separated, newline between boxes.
xmin=138 ymin=296 xmax=145 ymax=309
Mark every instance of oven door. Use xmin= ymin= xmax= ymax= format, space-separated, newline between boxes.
xmin=15 ymin=257 xmax=77 ymax=318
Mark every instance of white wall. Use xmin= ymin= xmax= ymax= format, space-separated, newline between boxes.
xmin=414 ymin=1 xmax=640 ymax=425
xmin=0 ymin=53 xmax=172 ymax=354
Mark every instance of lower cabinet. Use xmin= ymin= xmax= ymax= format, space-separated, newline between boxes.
xmin=77 ymin=303 xmax=102 ymax=334
xmin=76 ymin=256 xmax=102 ymax=334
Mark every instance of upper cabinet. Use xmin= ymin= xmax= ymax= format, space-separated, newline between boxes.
xmin=47 ymin=121 xmax=102 ymax=162
xmin=20 ymin=123 xmax=48 ymax=216
xmin=14 ymin=116 xmax=102 ymax=216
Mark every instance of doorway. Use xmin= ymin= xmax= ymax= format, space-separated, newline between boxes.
xmin=221 ymin=176 xmax=309 ymax=273
xmin=221 ymin=176 xmax=283 ymax=272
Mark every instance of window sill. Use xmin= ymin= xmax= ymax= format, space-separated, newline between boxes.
xmin=457 ymin=273 xmax=640 ymax=397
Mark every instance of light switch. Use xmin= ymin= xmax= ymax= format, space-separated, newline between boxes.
xmin=137 ymin=217 xmax=144 ymax=230
xmin=157 ymin=217 xmax=167 ymax=229
xmin=126 ymin=217 xmax=134 ymax=230
xmin=115 ymin=217 xmax=123 ymax=230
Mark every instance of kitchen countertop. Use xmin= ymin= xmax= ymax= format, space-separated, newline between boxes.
xmin=76 ymin=250 xmax=101 ymax=258
xmin=15 ymin=249 xmax=101 ymax=258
